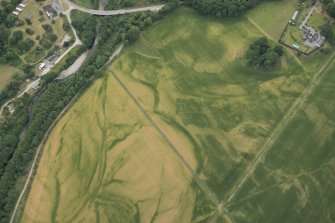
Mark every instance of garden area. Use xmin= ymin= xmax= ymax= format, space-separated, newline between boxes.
xmin=280 ymin=0 xmax=333 ymax=55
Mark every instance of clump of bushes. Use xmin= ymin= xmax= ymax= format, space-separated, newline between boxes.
xmin=245 ymin=37 xmax=283 ymax=69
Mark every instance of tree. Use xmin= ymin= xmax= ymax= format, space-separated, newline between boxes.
xmin=10 ymin=30 xmax=23 ymax=45
xmin=0 ymin=27 xmax=9 ymax=52
xmin=25 ymin=28 xmax=34 ymax=35
xmin=320 ymin=22 xmax=335 ymax=45
xmin=273 ymin=45 xmax=284 ymax=56
xmin=326 ymin=2 xmax=335 ymax=18
xmin=245 ymin=37 xmax=283 ymax=69
xmin=124 ymin=26 xmax=140 ymax=45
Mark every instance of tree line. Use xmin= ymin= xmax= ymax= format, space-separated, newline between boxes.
xmin=184 ymin=0 xmax=262 ymax=17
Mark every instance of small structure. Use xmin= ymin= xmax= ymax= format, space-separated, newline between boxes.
xmin=292 ymin=44 xmax=300 ymax=49
xmin=7 ymin=103 xmax=15 ymax=114
xmin=19 ymin=3 xmax=26 ymax=8
xmin=12 ymin=11 xmax=20 ymax=15
xmin=289 ymin=10 xmax=299 ymax=25
xmin=46 ymin=55 xmax=58 ymax=64
xmin=39 ymin=62 xmax=46 ymax=70
xmin=32 ymin=81 xmax=40 ymax=90
xmin=43 ymin=5 xmax=55 ymax=19
xmin=16 ymin=7 xmax=23 ymax=12
xmin=25 ymin=12 xmax=33 ymax=19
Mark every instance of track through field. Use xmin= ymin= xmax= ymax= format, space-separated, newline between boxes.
xmin=110 ymin=71 xmax=234 ymax=222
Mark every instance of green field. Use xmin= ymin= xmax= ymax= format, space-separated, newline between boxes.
xmin=246 ymin=0 xmax=297 ymax=40
xmin=21 ymin=6 xmax=335 ymax=223
xmin=227 ymin=59 xmax=335 ymax=223
xmin=0 ymin=64 xmax=21 ymax=92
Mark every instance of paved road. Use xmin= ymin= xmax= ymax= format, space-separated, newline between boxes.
xmin=224 ymin=49 xmax=335 ymax=206
xmin=63 ymin=0 xmax=164 ymax=15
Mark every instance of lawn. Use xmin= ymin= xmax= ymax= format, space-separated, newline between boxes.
xmin=0 ymin=64 xmax=22 ymax=92
xmin=227 ymin=59 xmax=335 ymax=223
xmin=22 ymin=6 xmax=329 ymax=223
xmin=246 ymin=0 xmax=297 ymax=40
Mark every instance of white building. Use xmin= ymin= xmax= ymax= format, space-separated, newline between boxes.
xmin=19 ymin=3 xmax=26 ymax=8
xmin=39 ymin=63 xmax=46 ymax=70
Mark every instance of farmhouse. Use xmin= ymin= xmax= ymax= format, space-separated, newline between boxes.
xmin=301 ymin=26 xmax=325 ymax=48
xmin=43 ymin=5 xmax=55 ymax=19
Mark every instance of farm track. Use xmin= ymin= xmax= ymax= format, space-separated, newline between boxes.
xmin=224 ymin=48 xmax=335 ymax=206
xmin=110 ymin=71 xmax=234 ymax=222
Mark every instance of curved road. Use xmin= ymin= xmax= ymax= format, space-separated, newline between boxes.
xmin=62 ymin=0 xmax=164 ymax=15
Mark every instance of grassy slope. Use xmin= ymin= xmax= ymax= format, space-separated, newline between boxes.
xmin=228 ymin=59 xmax=335 ymax=223
xmin=0 ymin=64 xmax=21 ymax=91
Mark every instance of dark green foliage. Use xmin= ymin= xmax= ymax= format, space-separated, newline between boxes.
xmin=184 ymin=0 xmax=261 ymax=17
xmin=25 ymin=18 xmax=32 ymax=25
xmin=320 ymin=22 xmax=335 ymax=45
xmin=25 ymin=28 xmax=34 ymax=35
xmin=322 ymin=0 xmax=335 ymax=18
xmin=245 ymin=37 xmax=283 ymax=69
xmin=42 ymin=24 xmax=53 ymax=32
xmin=71 ymin=10 xmax=96 ymax=48
xmin=39 ymin=32 xmax=57 ymax=49
xmin=16 ymin=38 xmax=35 ymax=54
xmin=123 ymin=26 xmax=140 ymax=45
xmin=10 ymin=30 xmax=23 ymax=45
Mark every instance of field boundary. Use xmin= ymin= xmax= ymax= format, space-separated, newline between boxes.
xmin=223 ymin=49 xmax=335 ymax=207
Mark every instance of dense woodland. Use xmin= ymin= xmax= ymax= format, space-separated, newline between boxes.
xmin=0 ymin=4 xmax=177 ymax=222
